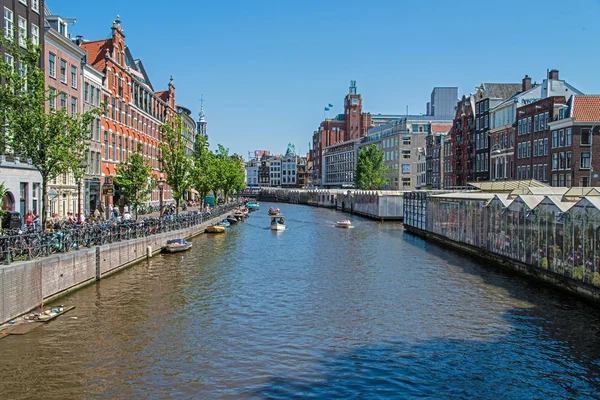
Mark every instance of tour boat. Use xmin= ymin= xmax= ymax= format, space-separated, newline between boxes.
xmin=232 ymin=211 xmax=245 ymax=220
xmin=270 ymin=215 xmax=286 ymax=231
xmin=268 ymin=207 xmax=280 ymax=216
xmin=335 ymin=220 xmax=353 ymax=228
xmin=206 ymin=225 xmax=226 ymax=233
xmin=164 ymin=238 xmax=192 ymax=253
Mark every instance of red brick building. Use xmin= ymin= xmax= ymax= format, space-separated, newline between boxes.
xmin=79 ymin=16 xmax=176 ymax=206
xmin=310 ymin=81 xmax=372 ymax=186
xmin=449 ymin=94 xmax=475 ymax=187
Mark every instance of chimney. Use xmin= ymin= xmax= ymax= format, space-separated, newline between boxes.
xmin=522 ymin=75 xmax=532 ymax=91
xmin=548 ymin=69 xmax=559 ymax=80
xmin=74 ymin=35 xmax=84 ymax=45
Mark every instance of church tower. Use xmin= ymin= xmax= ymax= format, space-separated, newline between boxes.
xmin=197 ymin=95 xmax=208 ymax=144
xmin=344 ymin=80 xmax=363 ymax=140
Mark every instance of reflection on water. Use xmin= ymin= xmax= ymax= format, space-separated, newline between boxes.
xmin=1 ymin=203 xmax=600 ymax=399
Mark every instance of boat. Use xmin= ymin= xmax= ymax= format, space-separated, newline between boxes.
xmin=227 ymin=216 xmax=239 ymax=224
xmin=268 ymin=207 xmax=280 ymax=216
xmin=164 ymin=238 xmax=192 ymax=253
xmin=206 ymin=225 xmax=226 ymax=233
xmin=270 ymin=215 xmax=286 ymax=231
xmin=232 ymin=212 xmax=245 ymax=221
xmin=246 ymin=202 xmax=260 ymax=211
xmin=218 ymin=220 xmax=230 ymax=228
xmin=335 ymin=220 xmax=353 ymax=228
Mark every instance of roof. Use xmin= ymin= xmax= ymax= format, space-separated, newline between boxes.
xmin=468 ymin=179 xmax=548 ymax=192
xmin=430 ymin=192 xmax=495 ymax=200
xmin=509 ymin=186 xmax=569 ymax=197
xmin=479 ymin=83 xmax=522 ymax=100
xmin=156 ymin=91 xmax=169 ymax=102
xmin=431 ymin=123 xmax=452 ymax=134
xmin=509 ymin=194 xmax=545 ymax=210
xmin=535 ymin=196 xmax=575 ymax=213
xmin=564 ymin=187 xmax=600 ymax=198
xmin=572 ymin=196 xmax=600 ymax=213
xmin=80 ymin=39 xmax=112 ymax=71
xmin=486 ymin=193 xmax=513 ymax=207
xmin=572 ymin=95 xmax=600 ymax=123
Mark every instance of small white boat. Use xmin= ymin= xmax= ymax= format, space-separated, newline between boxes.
xmin=335 ymin=220 xmax=352 ymax=228
xmin=164 ymin=238 xmax=192 ymax=253
xmin=270 ymin=215 xmax=286 ymax=231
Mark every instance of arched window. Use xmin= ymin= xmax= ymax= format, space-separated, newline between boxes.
xmin=2 ymin=191 xmax=15 ymax=211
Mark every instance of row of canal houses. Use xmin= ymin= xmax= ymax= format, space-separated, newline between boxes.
xmin=404 ymin=181 xmax=600 ymax=292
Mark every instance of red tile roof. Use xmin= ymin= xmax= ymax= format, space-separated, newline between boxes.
xmin=155 ymin=91 xmax=169 ymax=102
xmin=431 ymin=123 xmax=452 ymax=134
xmin=80 ymin=39 xmax=112 ymax=72
xmin=572 ymin=95 xmax=600 ymax=123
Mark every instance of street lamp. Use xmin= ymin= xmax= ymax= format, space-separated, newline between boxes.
xmin=77 ymin=160 xmax=86 ymax=220
xmin=158 ymin=177 xmax=165 ymax=216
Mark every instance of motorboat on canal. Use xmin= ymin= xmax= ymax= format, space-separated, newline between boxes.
xmin=268 ymin=207 xmax=280 ymax=216
xmin=270 ymin=215 xmax=285 ymax=231
xmin=335 ymin=220 xmax=353 ymax=228
xmin=218 ymin=220 xmax=231 ymax=228
xmin=163 ymin=238 xmax=192 ymax=253
xmin=246 ymin=202 xmax=260 ymax=211
xmin=227 ymin=215 xmax=239 ymax=224
xmin=206 ymin=225 xmax=226 ymax=233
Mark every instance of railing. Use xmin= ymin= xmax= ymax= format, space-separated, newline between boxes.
xmin=0 ymin=202 xmax=240 ymax=265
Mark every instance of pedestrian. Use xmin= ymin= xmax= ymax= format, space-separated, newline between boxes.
xmin=24 ymin=210 xmax=35 ymax=227
xmin=93 ymin=209 xmax=100 ymax=220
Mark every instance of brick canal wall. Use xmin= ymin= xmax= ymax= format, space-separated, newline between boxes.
xmin=258 ymin=188 xmax=405 ymax=220
xmin=405 ymin=225 xmax=600 ymax=304
xmin=0 ymin=214 xmax=227 ymax=324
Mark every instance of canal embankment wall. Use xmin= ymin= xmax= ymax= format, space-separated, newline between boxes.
xmin=258 ymin=188 xmax=405 ymax=220
xmin=0 ymin=213 xmax=227 ymax=325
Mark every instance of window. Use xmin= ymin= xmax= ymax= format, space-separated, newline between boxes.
xmin=31 ymin=23 xmax=39 ymax=46
xmin=552 ymin=153 xmax=558 ymax=170
xmin=17 ymin=16 xmax=26 ymax=48
xmin=112 ymin=134 xmax=116 ymax=160
xmin=84 ymin=82 xmax=89 ymax=102
xmin=533 ymin=140 xmax=538 ymax=157
xmin=104 ymin=131 xmax=109 ymax=159
xmin=566 ymin=151 xmax=571 ymax=170
xmin=4 ymin=53 xmax=13 ymax=71
xmin=60 ymin=59 xmax=66 ymax=83
xmin=534 ymin=115 xmax=539 ymax=132
xmin=3 ymin=8 xmax=13 ymax=39
xmin=552 ymin=131 xmax=558 ymax=148
xmin=484 ymin=115 xmax=489 ymax=129
xmin=544 ymin=138 xmax=549 ymax=156
xmin=544 ymin=112 xmax=549 ymax=130
xmin=566 ymin=128 xmax=572 ymax=146
xmin=559 ymin=152 xmax=565 ymax=170
xmin=48 ymin=87 xmax=56 ymax=109
xmin=71 ymin=66 xmax=77 ymax=88
xmin=581 ymin=128 xmax=591 ymax=145
xmin=527 ymin=117 xmax=532 ymax=134
xmin=581 ymin=152 xmax=591 ymax=169
xmin=559 ymin=130 xmax=565 ymax=147
xmin=402 ymin=136 xmax=411 ymax=146
xmin=32 ymin=0 xmax=40 ymax=13
xmin=111 ymin=97 xmax=115 ymax=119
xmin=60 ymin=93 xmax=66 ymax=109
xmin=71 ymin=97 xmax=77 ymax=116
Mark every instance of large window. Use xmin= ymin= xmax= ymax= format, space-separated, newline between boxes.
xmin=60 ymin=93 xmax=66 ymax=109
xmin=3 ymin=8 xmax=13 ymax=39
xmin=4 ymin=53 xmax=13 ymax=71
xmin=60 ymin=59 xmax=66 ymax=83
xmin=32 ymin=0 xmax=40 ymax=13
xmin=581 ymin=152 xmax=591 ymax=169
xmin=31 ymin=24 xmax=39 ymax=46
xmin=581 ymin=128 xmax=591 ymax=145
xmin=17 ymin=16 xmax=26 ymax=47
xmin=48 ymin=87 xmax=56 ymax=109
xmin=71 ymin=97 xmax=77 ymax=116
xmin=48 ymin=53 xmax=56 ymax=78
xmin=71 ymin=66 xmax=77 ymax=88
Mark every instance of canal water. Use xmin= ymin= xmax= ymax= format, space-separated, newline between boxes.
xmin=1 ymin=203 xmax=600 ymax=399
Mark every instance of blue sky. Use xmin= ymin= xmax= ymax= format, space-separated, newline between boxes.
xmin=49 ymin=0 xmax=600 ymax=157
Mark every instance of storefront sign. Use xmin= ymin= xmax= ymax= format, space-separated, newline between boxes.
xmin=102 ymin=185 xmax=114 ymax=196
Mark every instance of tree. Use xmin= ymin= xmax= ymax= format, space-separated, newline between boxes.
xmin=0 ymin=182 xmax=8 ymax=220
xmin=113 ymin=143 xmax=154 ymax=219
xmin=191 ymin=134 xmax=215 ymax=207
xmin=0 ymin=37 xmax=100 ymax=227
xmin=355 ymin=144 xmax=389 ymax=190
xmin=159 ymin=115 xmax=193 ymax=214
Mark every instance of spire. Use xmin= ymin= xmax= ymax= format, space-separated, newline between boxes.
xmin=112 ymin=15 xmax=123 ymax=33
xmin=199 ymin=94 xmax=206 ymax=123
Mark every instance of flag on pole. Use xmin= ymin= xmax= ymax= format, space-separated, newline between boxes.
xmin=328 ymin=103 xmax=333 ymax=108
xmin=324 ymin=107 xmax=330 ymax=111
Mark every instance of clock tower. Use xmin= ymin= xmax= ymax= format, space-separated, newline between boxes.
xmin=344 ymin=80 xmax=363 ymax=140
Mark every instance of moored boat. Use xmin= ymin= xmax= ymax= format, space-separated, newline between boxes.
xmin=227 ymin=216 xmax=239 ymax=224
xmin=335 ymin=220 xmax=353 ymax=228
xmin=270 ymin=215 xmax=286 ymax=231
xmin=164 ymin=238 xmax=192 ymax=253
xmin=206 ymin=225 xmax=226 ymax=233
xmin=246 ymin=202 xmax=260 ymax=211
xmin=218 ymin=220 xmax=231 ymax=228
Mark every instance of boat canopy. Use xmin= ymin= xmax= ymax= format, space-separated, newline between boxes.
xmin=167 ymin=239 xmax=188 ymax=244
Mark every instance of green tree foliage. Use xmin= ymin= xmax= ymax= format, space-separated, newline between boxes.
xmin=0 ymin=182 xmax=8 ymax=219
xmin=0 ymin=36 xmax=100 ymax=226
xmin=191 ymin=134 xmax=215 ymax=207
xmin=355 ymin=144 xmax=389 ymax=190
xmin=159 ymin=115 xmax=193 ymax=214
xmin=214 ymin=145 xmax=246 ymax=199
xmin=114 ymin=143 xmax=154 ymax=219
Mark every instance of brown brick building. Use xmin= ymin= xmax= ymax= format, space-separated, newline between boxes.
xmin=547 ymin=95 xmax=600 ymax=187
